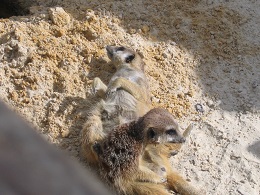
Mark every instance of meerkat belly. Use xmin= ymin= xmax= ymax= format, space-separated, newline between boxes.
xmin=104 ymin=90 xmax=138 ymax=124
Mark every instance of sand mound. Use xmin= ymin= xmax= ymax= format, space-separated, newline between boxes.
xmin=0 ymin=0 xmax=259 ymax=194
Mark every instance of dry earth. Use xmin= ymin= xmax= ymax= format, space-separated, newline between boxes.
xmin=0 ymin=0 xmax=259 ymax=194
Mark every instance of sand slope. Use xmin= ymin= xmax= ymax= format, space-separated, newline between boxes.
xmin=0 ymin=0 xmax=259 ymax=194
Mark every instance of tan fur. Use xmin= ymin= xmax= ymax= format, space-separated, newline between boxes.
xmin=143 ymin=124 xmax=202 ymax=195
xmin=80 ymin=46 xmax=202 ymax=195
xmin=92 ymin=108 xmax=185 ymax=195
xmin=80 ymin=46 xmax=151 ymax=165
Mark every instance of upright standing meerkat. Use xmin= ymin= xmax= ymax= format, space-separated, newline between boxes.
xmin=80 ymin=45 xmax=152 ymax=165
xmin=92 ymin=108 xmax=186 ymax=195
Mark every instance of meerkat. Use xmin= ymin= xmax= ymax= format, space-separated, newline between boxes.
xmin=80 ymin=45 xmax=152 ymax=165
xmin=142 ymin=124 xmax=194 ymax=180
xmin=92 ymin=108 xmax=186 ymax=195
xmin=93 ymin=109 xmax=201 ymax=195
xmin=80 ymin=46 xmax=201 ymax=195
xmin=143 ymin=124 xmax=202 ymax=195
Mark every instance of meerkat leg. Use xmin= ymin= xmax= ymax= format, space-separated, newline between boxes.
xmin=142 ymin=144 xmax=176 ymax=176
xmin=106 ymin=77 xmax=147 ymax=102
xmin=143 ymin=148 xmax=203 ymax=195
xmin=142 ymin=147 xmax=168 ymax=179
xmin=92 ymin=77 xmax=108 ymax=98
xmin=143 ymin=146 xmax=200 ymax=195
xmin=167 ymin=170 xmax=202 ymax=195
xmin=143 ymin=148 xmax=202 ymax=195
xmin=80 ymin=114 xmax=105 ymax=165
xmin=135 ymin=164 xmax=167 ymax=183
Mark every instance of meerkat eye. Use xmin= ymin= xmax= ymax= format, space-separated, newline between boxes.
xmin=166 ymin=129 xmax=177 ymax=135
xmin=116 ymin=46 xmax=125 ymax=52
xmin=125 ymin=54 xmax=135 ymax=63
xmin=147 ymin=127 xmax=156 ymax=139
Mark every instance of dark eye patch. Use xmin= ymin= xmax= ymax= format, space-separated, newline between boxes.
xmin=125 ymin=54 xmax=135 ymax=63
xmin=147 ymin=127 xmax=156 ymax=139
xmin=166 ymin=129 xmax=177 ymax=135
xmin=116 ymin=46 xmax=125 ymax=52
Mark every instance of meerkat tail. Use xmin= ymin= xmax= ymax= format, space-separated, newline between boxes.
xmin=167 ymin=170 xmax=202 ymax=195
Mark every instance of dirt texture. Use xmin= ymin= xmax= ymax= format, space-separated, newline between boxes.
xmin=0 ymin=0 xmax=259 ymax=194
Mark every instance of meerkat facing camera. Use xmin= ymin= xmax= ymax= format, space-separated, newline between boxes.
xmin=93 ymin=109 xmax=201 ymax=195
xmin=92 ymin=108 xmax=186 ymax=195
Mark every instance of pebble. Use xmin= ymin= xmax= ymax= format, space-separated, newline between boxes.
xmin=252 ymin=81 xmax=258 ymax=89
xmin=237 ymin=185 xmax=253 ymax=195
xmin=206 ymin=99 xmax=215 ymax=108
xmin=195 ymin=103 xmax=204 ymax=113
xmin=151 ymin=96 xmax=160 ymax=103
xmin=128 ymin=28 xmax=136 ymax=34
xmin=141 ymin=25 xmax=150 ymax=34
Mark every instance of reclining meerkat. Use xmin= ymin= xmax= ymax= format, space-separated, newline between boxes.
xmin=92 ymin=108 xmax=186 ymax=195
xmin=80 ymin=45 xmax=152 ymax=165
xmin=93 ymin=108 xmax=201 ymax=195
xmin=80 ymin=46 xmax=201 ymax=195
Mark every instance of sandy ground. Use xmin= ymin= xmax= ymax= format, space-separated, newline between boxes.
xmin=0 ymin=0 xmax=259 ymax=194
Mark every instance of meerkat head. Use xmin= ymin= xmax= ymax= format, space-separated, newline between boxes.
xmin=106 ymin=45 xmax=144 ymax=70
xmin=135 ymin=108 xmax=185 ymax=145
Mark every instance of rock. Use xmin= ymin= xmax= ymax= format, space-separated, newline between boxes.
xmin=151 ymin=96 xmax=160 ymax=103
xmin=206 ymin=99 xmax=215 ymax=108
xmin=195 ymin=103 xmax=204 ymax=113
xmin=237 ymin=184 xmax=254 ymax=195
xmin=141 ymin=25 xmax=150 ymax=34
xmin=49 ymin=7 xmax=71 ymax=27
xmin=128 ymin=28 xmax=136 ymax=34
xmin=83 ymin=28 xmax=98 ymax=41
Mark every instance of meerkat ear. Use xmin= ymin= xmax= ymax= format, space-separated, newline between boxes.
xmin=125 ymin=54 xmax=135 ymax=63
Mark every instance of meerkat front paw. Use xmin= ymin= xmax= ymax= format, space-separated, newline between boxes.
xmin=92 ymin=77 xmax=107 ymax=98
xmin=150 ymin=173 xmax=167 ymax=184
xmin=138 ymin=165 xmax=167 ymax=184
xmin=106 ymin=78 xmax=123 ymax=97
xmin=151 ymin=166 xmax=168 ymax=183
